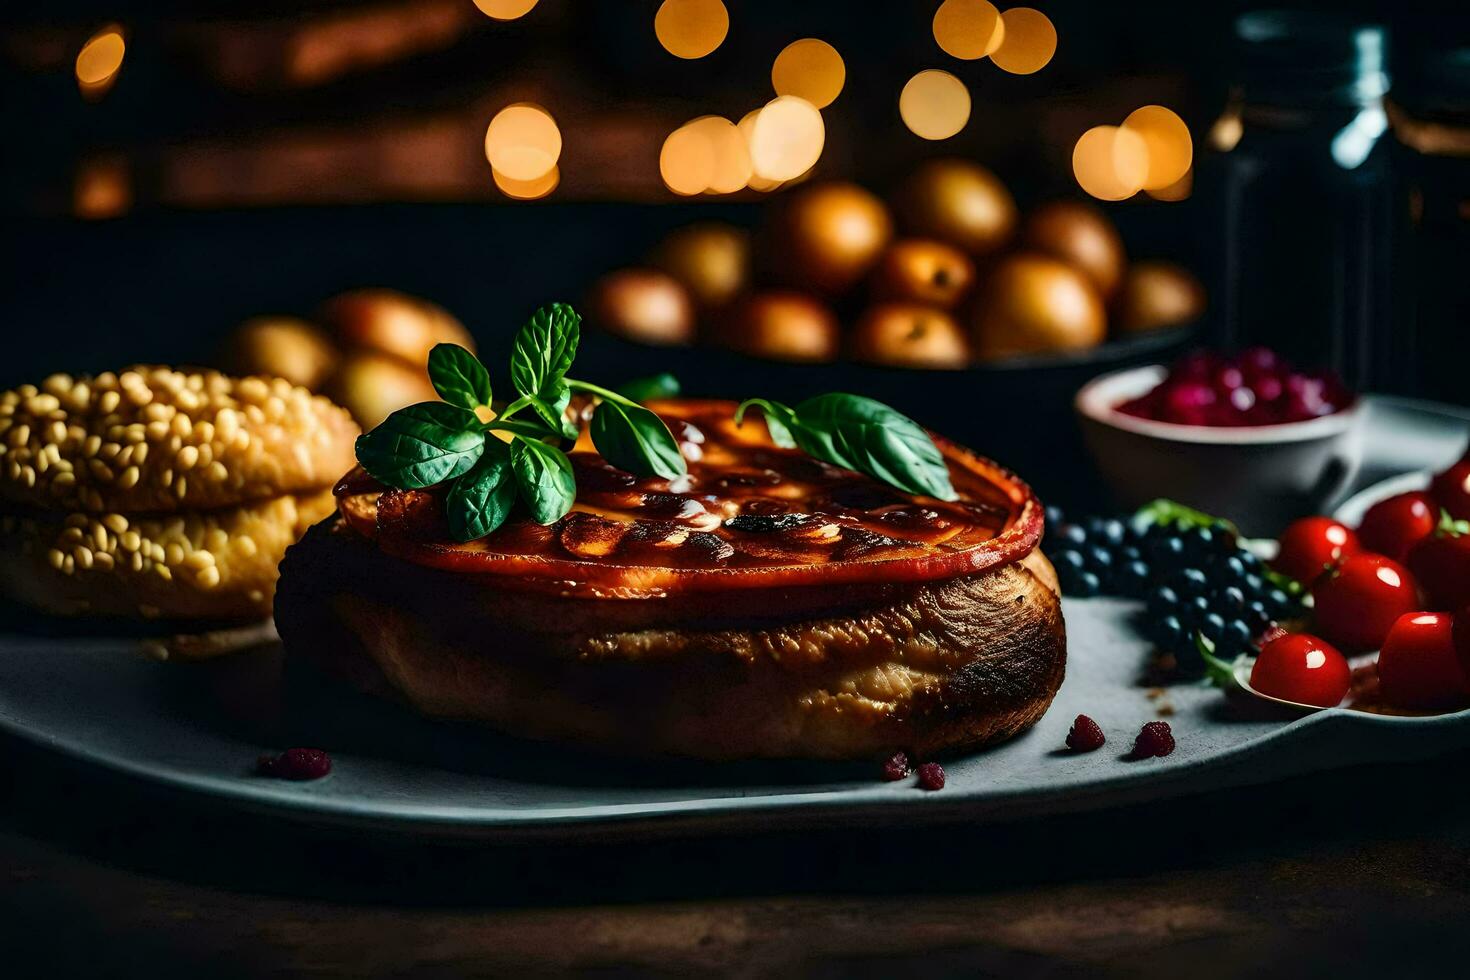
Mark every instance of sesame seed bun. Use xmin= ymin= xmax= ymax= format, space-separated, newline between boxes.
xmin=0 ymin=367 xmax=358 ymax=514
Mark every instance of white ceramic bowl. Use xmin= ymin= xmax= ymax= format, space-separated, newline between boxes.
xmin=1075 ymin=364 xmax=1365 ymax=536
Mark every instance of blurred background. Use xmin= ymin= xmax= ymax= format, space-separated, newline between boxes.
xmin=1 ymin=0 xmax=1466 ymax=506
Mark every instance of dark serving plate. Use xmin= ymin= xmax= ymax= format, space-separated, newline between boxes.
xmin=580 ymin=326 xmax=1195 ymax=512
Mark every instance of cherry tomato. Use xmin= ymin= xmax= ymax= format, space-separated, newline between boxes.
xmin=1274 ymin=516 xmax=1360 ymax=586
xmin=1408 ymin=530 xmax=1470 ymax=612
xmin=1249 ymin=632 xmax=1351 ymax=708
xmin=1357 ymin=491 xmax=1439 ymax=562
xmin=1431 ymin=458 xmax=1470 ymax=521
xmin=1456 ymin=608 xmax=1470 ymax=683
xmin=1377 ymin=612 xmax=1470 ymax=710
xmin=1312 ymin=553 xmax=1422 ymax=652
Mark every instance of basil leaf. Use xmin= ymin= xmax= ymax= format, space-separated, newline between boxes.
xmin=618 ymin=373 xmax=681 ymax=404
xmin=589 ymin=399 xmax=687 ymax=479
xmin=445 ymin=440 xmax=516 ymax=541
xmin=509 ymin=436 xmax=576 ymax=525
xmin=510 ymin=303 xmax=580 ymax=399
xmin=355 ymin=402 xmax=483 ymax=489
xmin=526 ymin=381 xmax=577 ymax=440
xmin=791 ymin=394 xmax=957 ymax=501
xmin=733 ymin=398 xmax=798 ymax=450
xmin=427 ymin=343 xmax=493 ymax=411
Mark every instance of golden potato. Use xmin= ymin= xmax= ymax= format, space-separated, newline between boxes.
xmin=319 ymin=289 xmax=474 ymax=367
xmin=221 ymin=316 xmax=338 ymax=390
xmin=869 ymin=239 xmax=975 ymax=309
xmin=720 ymin=292 xmax=840 ymax=363
xmin=651 ymin=223 xmax=751 ymax=309
xmin=1021 ymin=200 xmax=1126 ymax=300
xmin=894 ymin=159 xmax=1017 ymax=257
xmin=325 ymin=350 xmax=438 ymax=430
xmin=764 ymin=182 xmax=893 ymax=297
xmin=971 ymin=254 xmax=1107 ymax=361
xmin=850 ymin=304 xmax=969 ymax=370
xmin=1115 ymin=261 xmax=1206 ymax=334
xmin=587 ymin=268 xmax=696 ymax=346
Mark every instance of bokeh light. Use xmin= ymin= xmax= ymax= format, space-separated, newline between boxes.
xmin=483 ymin=103 xmax=561 ymax=181
xmin=931 ymin=0 xmax=1004 ymax=61
xmin=748 ymin=96 xmax=826 ymax=181
xmin=990 ymin=8 xmax=1057 ymax=75
xmin=688 ymin=116 xmax=752 ymax=193
xmin=1123 ymin=105 xmax=1193 ymax=190
xmin=771 ymin=39 xmax=846 ymax=109
xmin=75 ymin=25 xmax=125 ymax=99
xmin=899 ymin=70 xmax=971 ymax=141
xmin=660 ymin=122 xmax=716 ymax=195
xmin=493 ymin=165 xmax=559 ymax=200
xmin=74 ymin=156 xmax=131 ymax=219
xmin=1072 ymin=125 xmax=1149 ymax=201
xmin=472 ymin=0 xmax=539 ymax=20
xmin=1146 ymin=167 xmax=1193 ymax=202
xmin=655 ymin=0 xmax=729 ymax=60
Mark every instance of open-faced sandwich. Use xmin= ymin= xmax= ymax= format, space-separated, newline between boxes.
xmin=275 ymin=304 xmax=1065 ymax=760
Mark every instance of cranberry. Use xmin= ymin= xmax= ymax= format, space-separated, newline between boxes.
xmin=1237 ymin=345 xmax=1288 ymax=378
xmin=1172 ymin=350 xmax=1222 ymax=379
xmin=1312 ymin=553 xmax=1422 ymax=653
xmin=1274 ymin=516 xmax=1360 ymax=586
xmin=1377 ymin=612 xmax=1470 ymax=710
xmin=257 ymin=748 xmax=332 ymax=781
xmin=1250 ymin=632 xmax=1351 ymax=708
xmin=915 ymin=761 xmax=946 ymax=791
xmin=1131 ymin=721 xmax=1176 ymax=759
xmin=1065 ymin=714 xmax=1106 ymax=752
xmin=1359 ymin=491 xmax=1440 ymax=562
xmin=1160 ymin=381 xmax=1217 ymax=425
xmin=881 ymin=751 xmax=910 ymax=782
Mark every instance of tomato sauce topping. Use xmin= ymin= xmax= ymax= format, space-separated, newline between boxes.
xmin=334 ymin=399 xmax=1042 ymax=596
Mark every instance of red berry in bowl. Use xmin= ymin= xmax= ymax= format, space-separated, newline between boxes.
xmin=1431 ymin=459 xmax=1470 ymax=521
xmin=1312 ymin=553 xmax=1422 ymax=652
xmin=1249 ymin=632 xmax=1351 ymax=708
xmin=1407 ymin=527 xmax=1470 ymax=611
xmin=1274 ymin=516 xmax=1360 ymax=586
xmin=1238 ymin=345 xmax=1288 ymax=379
xmin=1377 ymin=612 xmax=1470 ymax=710
xmin=1358 ymin=491 xmax=1439 ymax=562
xmin=1160 ymin=380 xmax=1217 ymax=425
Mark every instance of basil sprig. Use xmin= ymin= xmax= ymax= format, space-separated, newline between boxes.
xmin=354 ymin=303 xmax=689 ymax=541
xmin=735 ymin=394 xmax=958 ymax=502
xmin=355 ymin=302 xmax=964 ymax=542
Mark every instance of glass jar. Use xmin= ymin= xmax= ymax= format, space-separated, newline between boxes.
xmin=1202 ymin=11 xmax=1392 ymax=392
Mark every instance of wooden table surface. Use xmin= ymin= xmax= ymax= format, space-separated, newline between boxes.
xmin=3 ymin=734 xmax=1470 ymax=978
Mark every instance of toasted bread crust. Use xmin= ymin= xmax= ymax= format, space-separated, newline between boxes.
xmin=275 ymin=516 xmax=1066 ymax=760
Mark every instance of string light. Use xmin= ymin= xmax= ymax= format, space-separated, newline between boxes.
xmin=747 ymin=95 xmax=825 ymax=181
xmin=932 ymin=0 xmax=1004 ymax=61
xmin=75 ymin=25 xmax=125 ymax=99
xmin=899 ymin=70 xmax=971 ymax=141
xmin=472 ymin=0 xmax=539 ymax=20
xmin=655 ymin=0 xmax=729 ymax=60
xmin=990 ymin=8 xmax=1057 ymax=75
xmin=483 ymin=103 xmax=561 ymax=181
xmin=1072 ymin=125 xmax=1149 ymax=201
xmin=1122 ymin=105 xmax=1193 ymax=189
xmin=493 ymin=165 xmax=559 ymax=200
xmin=771 ymin=39 xmax=845 ymax=109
